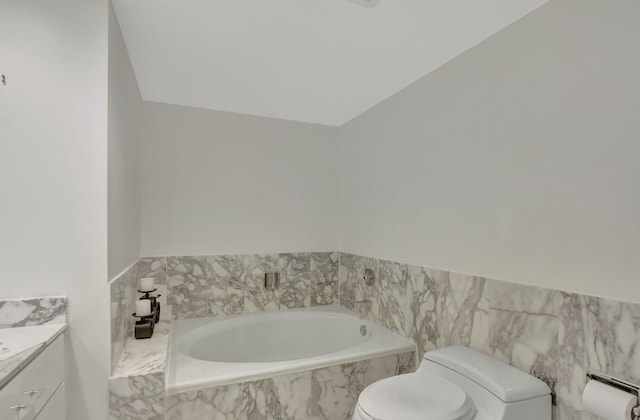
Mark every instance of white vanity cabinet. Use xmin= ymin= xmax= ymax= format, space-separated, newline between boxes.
xmin=0 ymin=335 xmax=65 ymax=420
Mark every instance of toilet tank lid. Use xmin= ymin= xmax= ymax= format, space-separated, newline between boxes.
xmin=423 ymin=346 xmax=550 ymax=403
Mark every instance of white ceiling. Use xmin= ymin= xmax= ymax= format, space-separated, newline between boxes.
xmin=112 ymin=0 xmax=549 ymax=126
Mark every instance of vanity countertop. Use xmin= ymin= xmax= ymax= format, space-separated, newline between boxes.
xmin=0 ymin=323 xmax=67 ymax=390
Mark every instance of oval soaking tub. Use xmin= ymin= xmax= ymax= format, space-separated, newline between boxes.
xmin=166 ymin=305 xmax=416 ymax=394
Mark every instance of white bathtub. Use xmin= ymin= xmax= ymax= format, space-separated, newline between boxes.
xmin=166 ymin=305 xmax=416 ymax=394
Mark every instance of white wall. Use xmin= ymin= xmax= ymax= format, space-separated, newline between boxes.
xmin=338 ymin=0 xmax=640 ymax=303
xmin=140 ymin=103 xmax=339 ymax=257
xmin=0 ymin=1 xmax=110 ymax=419
xmin=108 ymin=2 xmax=142 ymax=279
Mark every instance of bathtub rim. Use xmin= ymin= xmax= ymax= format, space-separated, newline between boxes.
xmin=166 ymin=305 xmax=417 ymax=395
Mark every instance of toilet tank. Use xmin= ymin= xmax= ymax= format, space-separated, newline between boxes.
xmin=420 ymin=346 xmax=551 ymax=420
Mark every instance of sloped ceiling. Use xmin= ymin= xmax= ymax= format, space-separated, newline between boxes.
xmin=111 ymin=0 xmax=549 ymax=126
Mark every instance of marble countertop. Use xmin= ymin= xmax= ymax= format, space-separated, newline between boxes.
xmin=111 ymin=321 xmax=170 ymax=379
xmin=0 ymin=323 xmax=67 ymax=390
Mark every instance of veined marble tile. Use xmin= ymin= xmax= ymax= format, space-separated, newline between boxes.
xmin=137 ymin=257 xmax=167 ymax=286
xmin=556 ymin=292 xmax=587 ymax=413
xmin=0 ymin=296 xmax=67 ymax=329
xmin=470 ymin=278 xmax=560 ymax=394
xmin=166 ymin=372 xmax=312 ymax=420
xmin=407 ymin=266 xmax=484 ymax=357
xmin=583 ymin=296 xmax=640 ymax=384
xmin=310 ymin=252 xmax=339 ymax=306
xmin=439 ymin=271 xmax=485 ymax=348
xmin=279 ymin=253 xmax=312 ymax=309
xmin=309 ymin=352 xmax=404 ymax=420
xmin=556 ymin=295 xmax=640 ymax=419
xmin=109 ymin=372 xmax=164 ymax=420
xmin=207 ymin=255 xmax=246 ymax=316
xmin=110 ymin=263 xmax=138 ymax=372
xmin=243 ymin=254 xmax=281 ymax=313
xmin=167 ymin=256 xmax=214 ymax=319
xmin=377 ymin=260 xmax=412 ymax=337
xmin=338 ymin=253 xmax=380 ymax=319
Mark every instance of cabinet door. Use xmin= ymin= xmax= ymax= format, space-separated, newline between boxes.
xmin=34 ymin=383 xmax=64 ymax=420
xmin=0 ymin=337 xmax=64 ymax=417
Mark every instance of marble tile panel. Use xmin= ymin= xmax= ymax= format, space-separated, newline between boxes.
xmin=407 ymin=266 xmax=484 ymax=357
xmin=207 ymin=255 xmax=247 ymax=316
xmin=556 ymin=292 xmax=587 ymax=413
xmin=582 ymin=296 xmax=640 ymax=384
xmin=137 ymin=257 xmax=167 ymax=286
xmin=270 ymin=371 xmax=313 ymax=420
xmin=243 ymin=254 xmax=281 ymax=313
xmin=166 ymin=373 xmax=312 ymax=420
xmin=109 ymin=372 xmax=165 ymax=420
xmin=376 ymin=260 xmax=412 ymax=336
xmin=278 ymin=253 xmax=312 ymax=309
xmin=338 ymin=253 xmax=380 ymax=319
xmin=469 ymin=278 xmax=560 ymax=394
xmin=0 ymin=296 xmax=67 ymax=328
xmin=310 ymin=252 xmax=340 ymax=306
xmin=166 ymin=256 xmax=214 ymax=319
xmin=438 ymin=271 xmax=485 ymax=348
xmin=111 ymin=264 xmax=138 ymax=371
xmin=310 ymin=353 xmax=401 ymax=420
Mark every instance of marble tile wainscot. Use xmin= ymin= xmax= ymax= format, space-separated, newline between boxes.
xmin=338 ymin=253 xmax=640 ymax=420
xmin=108 ymin=252 xmax=640 ymax=420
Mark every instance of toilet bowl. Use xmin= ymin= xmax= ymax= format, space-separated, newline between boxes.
xmin=353 ymin=346 xmax=551 ymax=420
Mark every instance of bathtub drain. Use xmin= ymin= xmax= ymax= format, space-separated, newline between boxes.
xmin=360 ymin=325 xmax=367 ymax=336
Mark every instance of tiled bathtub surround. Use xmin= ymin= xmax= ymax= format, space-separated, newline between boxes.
xmin=108 ymin=252 xmax=340 ymax=418
xmin=165 ymin=351 xmax=414 ymax=420
xmin=0 ymin=296 xmax=67 ymax=328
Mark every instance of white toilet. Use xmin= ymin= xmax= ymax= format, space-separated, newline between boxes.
xmin=353 ymin=346 xmax=551 ymax=420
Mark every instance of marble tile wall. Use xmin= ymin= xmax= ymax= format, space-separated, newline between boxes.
xmin=339 ymin=253 xmax=640 ymax=420
xmin=164 ymin=252 xmax=339 ymax=320
xmin=0 ymin=296 xmax=67 ymax=328
xmin=165 ymin=350 xmax=414 ymax=420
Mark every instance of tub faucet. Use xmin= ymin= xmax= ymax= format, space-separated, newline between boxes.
xmin=352 ymin=299 xmax=373 ymax=318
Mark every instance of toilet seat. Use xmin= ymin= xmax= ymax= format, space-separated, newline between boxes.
xmin=356 ymin=373 xmax=476 ymax=420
